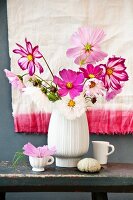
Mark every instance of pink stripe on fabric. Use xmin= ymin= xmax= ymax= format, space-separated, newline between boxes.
xmin=14 ymin=113 xmax=51 ymax=133
xmin=14 ymin=110 xmax=133 ymax=134
xmin=86 ymin=109 xmax=133 ymax=134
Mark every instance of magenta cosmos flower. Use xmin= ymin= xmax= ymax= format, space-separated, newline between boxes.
xmin=98 ymin=56 xmax=129 ymax=90
xmin=80 ymin=64 xmax=105 ymax=80
xmin=54 ymin=69 xmax=84 ymax=99
xmin=13 ymin=38 xmax=43 ymax=76
xmin=66 ymin=27 xmax=107 ymax=65
xmin=4 ymin=69 xmax=25 ymax=90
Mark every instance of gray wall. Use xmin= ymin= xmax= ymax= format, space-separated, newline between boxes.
xmin=0 ymin=0 xmax=133 ymax=199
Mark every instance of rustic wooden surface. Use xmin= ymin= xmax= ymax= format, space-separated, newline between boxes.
xmin=0 ymin=161 xmax=133 ymax=193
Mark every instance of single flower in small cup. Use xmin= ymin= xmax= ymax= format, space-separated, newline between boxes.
xmin=23 ymin=143 xmax=56 ymax=171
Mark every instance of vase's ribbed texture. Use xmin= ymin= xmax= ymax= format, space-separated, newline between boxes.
xmin=48 ymin=110 xmax=89 ymax=167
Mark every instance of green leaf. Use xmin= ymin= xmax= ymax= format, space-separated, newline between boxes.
xmin=47 ymin=92 xmax=60 ymax=102
xmin=12 ymin=151 xmax=26 ymax=168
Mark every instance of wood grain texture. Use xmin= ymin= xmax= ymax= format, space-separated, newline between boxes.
xmin=0 ymin=162 xmax=133 ymax=193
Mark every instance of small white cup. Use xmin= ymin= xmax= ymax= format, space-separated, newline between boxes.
xmin=92 ymin=141 xmax=115 ymax=164
xmin=29 ymin=156 xmax=54 ymax=172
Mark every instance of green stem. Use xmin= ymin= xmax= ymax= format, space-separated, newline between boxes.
xmin=83 ymin=78 xmax=88 ymax=85
xmin=34 ymin=74 xmax=51 ymax=87
xmin=42 ymin=56 xmax=54 ymax=78
xmin=21 ymin=73 xmax=29 ymax=77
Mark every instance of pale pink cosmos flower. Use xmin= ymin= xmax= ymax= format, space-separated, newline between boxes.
xmin=13 ymin=38 xmax=43 ymax=76
xmin=4 ymin=69 xmax=25 ymax=90
xmin=66 ymin=27 xmax=107 ymax=65
xmin=84 ymin=78 xmax=105 ymax=97
xmin=54 ymin=69 xmax=84 ymax=99
xmin=80 ymin=64 xmax=105 ymax=80
xmin=23 ymin=143 xmax=56 ymax=158
xmin=98 ymin=56 xmax=129 ymax=90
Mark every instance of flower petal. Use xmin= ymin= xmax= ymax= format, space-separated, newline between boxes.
xmin=58 ymin=88 xmax=68 ymax=97
xmin=73 ymin=73 xmax=84 ymax=85
xmin=33 ymin=46 xmax=43 ymax=58
xmin=70 ymin=32 xmax=82 ymax=46
xmin=34 ymin=60 xmax=44 ymax=74
xmin=86 ymin=50 xmax=108 ymax=63
xmin=79 ymin=67 xmax=89 ymax=78
xmin=4 ymin=69 xmax=25 ymax=90
xmin=104 ymin=75 xmax=111 ymax=89
xmin=13 ymin=49 xmax=27 ymax=56
xmin=113 ymin=71 xmax=128 ymax=81
xmin=106 ymin=88 xmax=122 ymax=101
xmin=53 ymin=76 xmax=65 ymax=88
xmin=74 ymin=53 xmax=89 ymax=65
xmin=88 ymin=28 xmax=106 ymax=45
xmin=69 ymin=88 xmax=80 ymax=99
xmin=16 ymin=43 xmax=28 ymax=54
xmin=110 ymin=75 xmax=121 ymax=90
xmin=26 ymin=40 xmax=33 ymax=54
xmin=74 ymin=85 xmax=83 ymax=92
xmin=66 ymin=46 xmax=82 ymax=58
xmin=59 ymin=69 xmax=77 ymax=83
xmin=78 ymin=27 xmax=89 ymax=44
xmin=87 ymin=64 xmax=94 ymax=73
xmin=59 ymin=69 xmax=70 ymax=82
xmin=28 ymin=61 xmax=35 ymax=76
xmin=4 ymin=69 xmax=15 ymax=78
xmin=107 ymin=57 xmax=125 ymax=68
xmin=18 ymin=57 xmax=29 ymax=70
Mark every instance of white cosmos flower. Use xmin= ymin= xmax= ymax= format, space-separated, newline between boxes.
xmin=22 ymin=87 xmax=53 ymax=112
xmin=84 ymin=78 xmax=105 ymax=97
xmin=55 ymin=94 xmax=87 ymax=120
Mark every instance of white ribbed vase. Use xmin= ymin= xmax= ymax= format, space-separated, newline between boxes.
xmin=48 ymin=110 xmax=89 ymax=167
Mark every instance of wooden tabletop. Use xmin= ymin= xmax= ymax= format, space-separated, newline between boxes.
xmin=0 ymin=161 xmax=133 ymax=193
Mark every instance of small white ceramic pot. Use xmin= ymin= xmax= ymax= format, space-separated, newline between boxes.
xmin=29 ymin=156 xmax=54 ymax=172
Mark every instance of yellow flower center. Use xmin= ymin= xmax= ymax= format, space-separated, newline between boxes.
xmin=66 ymin=82 xmax=73 ymax=89
xmin=106 ymin=68 xmax=113 ymax=76
xmin=79 ymin=59 xmax=86 ymax=66
xmin=27 ymin=54 xmax=33 ymax=61
xmin=68 ymin=99 xmax=76 ymax=107
xmin=88 ymin=74 xmax=95 ymax=78
xmin=89 ymin=81 xmax=96 ymax=88
xmin=84 ymin=43 xmax=92 ymax=52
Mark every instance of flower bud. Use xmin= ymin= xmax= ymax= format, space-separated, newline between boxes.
xmin=50 ymin=86 xmax=57 ymax=93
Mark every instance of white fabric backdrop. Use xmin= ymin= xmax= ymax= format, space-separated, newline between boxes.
xmin=7 ymin=0 xmax=133 ymax=119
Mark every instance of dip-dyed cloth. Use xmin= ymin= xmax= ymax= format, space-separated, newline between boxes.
xmin=7 ymin=0 xmax=133 ymax=134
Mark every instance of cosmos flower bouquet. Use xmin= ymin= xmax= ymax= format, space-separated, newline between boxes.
xmin=4 ymin=27 xmax=129 ymax=120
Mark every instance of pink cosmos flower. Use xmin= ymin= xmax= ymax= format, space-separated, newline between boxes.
xmin=23 ymin=143 xmax=56 ymax=158
xmin=54 ymin=69 xmax=84 ymax=99
xmin=66 ymin=27 xmax=107 ymax=65
xmin=98 ymin=56 xmax=129 ymax=90
xmin=84 ymin=78 xmax=105 ymax=96
xmin=13 ymin=38 xmax=43 ymax=76
xmin=4 ymin=69 xmax=25 ymax=90
xmin=80 ymin=64 xmax=105 ymax=80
